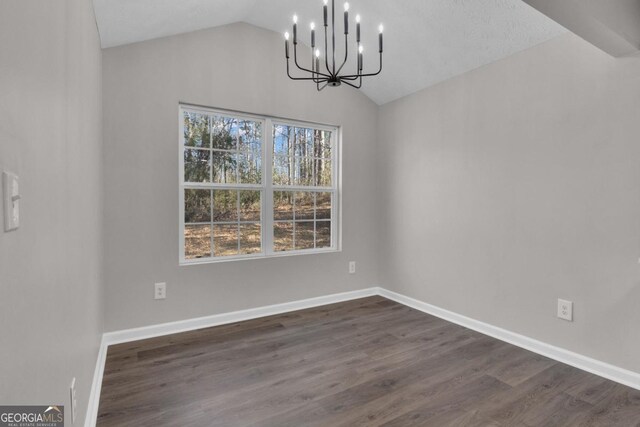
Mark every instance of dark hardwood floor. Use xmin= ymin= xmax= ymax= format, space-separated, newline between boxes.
xmin=97 ymin=296 xmax=640 ymax=426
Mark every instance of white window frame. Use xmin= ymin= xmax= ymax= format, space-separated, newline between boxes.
xmin=179 ymin=104 xmax=341 ymax=265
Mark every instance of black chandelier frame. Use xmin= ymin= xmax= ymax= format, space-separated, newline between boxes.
xmin=284 ymin=0 xmax=384 ymax=90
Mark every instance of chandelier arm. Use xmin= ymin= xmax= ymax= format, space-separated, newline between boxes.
xmin=313 ymin=63 xmax=327 ymax=83
xmin=312 ymin=52 xmax=322 ymax=84
xmin=341 ymin=52 xmax=382 ymax=78
xmin=359 ymin=53 xmax=383 ymax=77
xmin=287 ymin=60 xmax=330 ymax=81
xmin=311 ymin=51 xmax=317 ymax=83
xmin=288 ymin=75 xmax=329 ymax=81
xmin=317 ymin=81 xmax=329 ymax=91
xmin=331 ymin=0 xmax=336 ymax=75
xmin=341 ymin=80 xmax=357 ymax=89
xmin=293 ymin=43 xmax=331 ymax=78
xmin=335 ymin=34 xmax=349 ymax=76
xmin=340 ymin=56 xmax=362 ymax=79
xmin=342 ymin=79 xmax=362 ymax=89
xmin=324 ymin=24 xmax=331 ymax=76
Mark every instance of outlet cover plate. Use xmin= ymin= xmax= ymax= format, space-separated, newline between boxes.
xmin=557 ymin=299 xmax=573 ymax=321
xmin=154 ymin=282 xmax=166 ymax=300
xmin=349 ymin=261 xmax=356 ymax=274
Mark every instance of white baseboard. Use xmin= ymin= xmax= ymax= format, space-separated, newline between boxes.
xmin=84 ymin=336 xmax=108 ymax=427
xmin=102 ymin=288 xmax=378 ymax=346
xmin=377 ymin=287 xmax=640 ymax=391
xmin=85 ymin=285 xmax=640 ymax=426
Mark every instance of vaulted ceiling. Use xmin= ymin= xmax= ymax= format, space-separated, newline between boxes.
xmin=93 ymin=0 xmax=566 ymax=104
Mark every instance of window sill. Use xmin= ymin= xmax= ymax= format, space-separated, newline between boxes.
xmin=179 ymin=247 xmax=341 ymax=266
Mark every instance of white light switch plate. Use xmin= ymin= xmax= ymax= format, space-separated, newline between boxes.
xmin=3 ymin=171 xmax=20 ymax=232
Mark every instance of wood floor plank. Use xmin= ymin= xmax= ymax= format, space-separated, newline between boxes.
xmin=485 ymin=349 xmax=556 ymax=387
xmin=576 ymin=385 xmax=640 ymax=426
xmin=521 ymin=392 xmax=593 ymax=427
xmin=96 ymin=297 xmax=640 ymax=427
xmin=474 ymin=363 xmax=593 ymax=425
xmin=378 ymin=375 xmax=511 ymax=427
xmin=564 ymin=375 xmax=621 ymax=406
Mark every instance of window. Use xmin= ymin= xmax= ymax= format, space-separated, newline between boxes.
xmin=179 ymin=105 xmax=339 ymax=264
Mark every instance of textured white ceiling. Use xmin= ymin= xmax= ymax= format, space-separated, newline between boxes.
xmin=93 ymin=0 xmax=566 ymax=104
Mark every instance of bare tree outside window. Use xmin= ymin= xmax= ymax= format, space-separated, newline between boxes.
xmin=180 ymin=106 xmax=338 ymax=263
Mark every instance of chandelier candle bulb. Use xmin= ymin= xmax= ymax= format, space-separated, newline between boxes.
xmin=285 ymin=33 xmax=290 ymax=58
xmin=356 ymin=15 xmax=361 ymax=43
xmin=311 ymin=22 xmax=316 ymax=48
xmin=344 ymin=3 xmax=349 ymax=34
xmin=293 ymin=15 xmax=298 ymax=44
xmin=323 ymin=0 xmax=328 ymax=26
xmin=378 ymin=24 xmax=383 ymax=52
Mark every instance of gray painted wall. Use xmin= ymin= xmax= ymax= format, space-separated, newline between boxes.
xmin=102 ymin=23 xmax=380 ymax=331
xmin=378 ymin=32 xmax=640 ymax=373
xmin=0 ymin=0 xmax=103 ymax=423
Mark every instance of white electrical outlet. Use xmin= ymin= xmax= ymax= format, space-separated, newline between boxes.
xmin=70 ymin=377 xmax=77 ymax=424
xmin=349 ymin=261 xmax=356 ymax=274
xmin=154 ymin=282 xmax=166 ymax=300
xmin=557 ymin=299 xmax=573 ymax=321
xmin=3 ymin=171 xmax=20 ymax=232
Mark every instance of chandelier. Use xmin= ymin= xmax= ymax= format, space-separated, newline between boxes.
xmin=283 ymin=0 xmax=384 ymax=90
